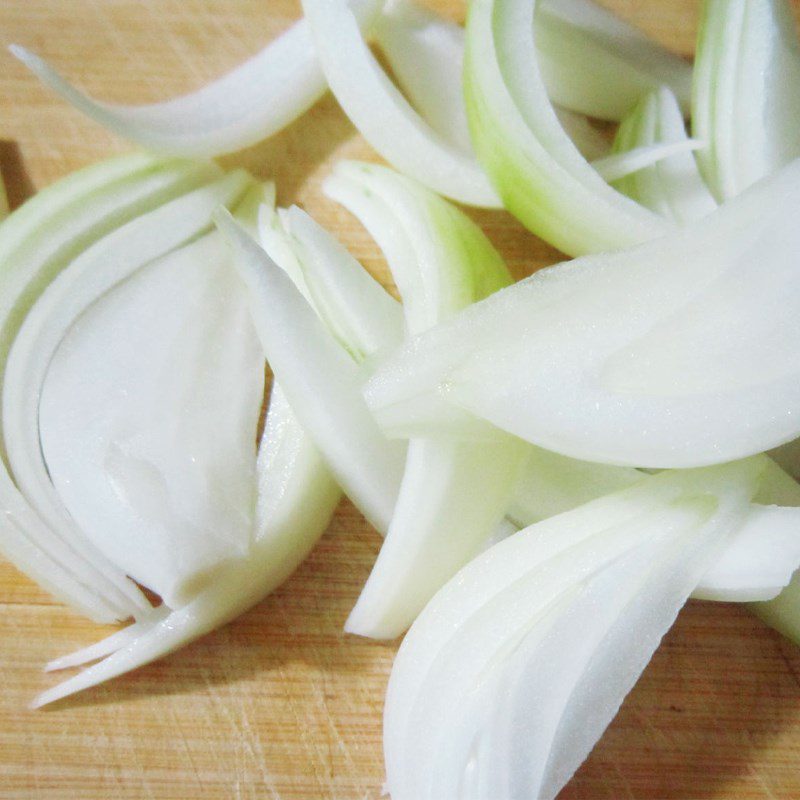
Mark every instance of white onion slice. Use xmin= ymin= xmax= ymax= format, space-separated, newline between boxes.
xmin=256 ymin=203 xmax=405 ymax=529
xmin=34 ymin=382 xmax=341 ymax=706
xmin=613 ymin=86 xmax=717 ymax=224
xmin=281 ymin=205 xmax=405 ymax=361
xmin=692 ymin=0 xmax=800 ymax=201
xmin=301 ymin=0 xmax=501 ymax=207
xmin=9 ymin=0 xmax=380 ymax=158
xmin=384 ymin=460 xmax=761 ymax=799
xmin=464 ymin=0 xmax=670 ymax=255
xmin=34 ymin=222 xmax=260 ymax=609
xmin=366 ymin=160 xmax=800 ymax=467
xmin=694 ymin=504 xmax=800 ymax=602
xmin=0 ymin=155 xmax=217 ymax=622
xmin=324 ymin=162 xmax=526 ymax=638
xmin=374 ymin=0 xmax=473 ymax=154
xmin=216 ymin=210 xmax=405 ymax=534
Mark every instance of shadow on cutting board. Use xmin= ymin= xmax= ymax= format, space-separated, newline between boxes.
xmin=0 ymin=140 xmax=36 ymax=210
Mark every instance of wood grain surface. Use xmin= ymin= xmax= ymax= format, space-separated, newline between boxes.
xmin=1 ymin=1 xmax=800 ymax=798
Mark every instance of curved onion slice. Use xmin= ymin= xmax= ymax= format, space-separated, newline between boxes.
xmin=0 ymin=155 xmax=218 ymax=622
xmin=464 ymin=0 xmax=670 ymax=255
xmin=536 ymin=0 xmax=692 ymax=121
xmin=27 ymin=211 xmax=260 ymax=614
xmin=366 ymin=160 xmax=800 ymax=467
xmin=256 ymin=203 xmax=405 ymax=528
xmin=692 ymin=0 xmax=800 ymax=201
xmin=323 ymin=162 xmax=526 ymax=638
xmin=374 ymin=0 xmax=473 ymax=154
xmin=9 ymin=0 xmax=380 ymax=158
xmin=280 ymin=205 xmax=405 ymax=361
xmin=300 ymin=0 xmax=501 ymax=207
xmin=384 ymin=459 xmax=763 ymax=800
xmin=34 ymin=380 xmax=341 ymax=707
xmin=613 ymin=86 xmax=717 ymax=224
xmin=216 ymin=209 xmax=406 ymax=534
xmin=694 ymin=503 xmax=800 ymax=602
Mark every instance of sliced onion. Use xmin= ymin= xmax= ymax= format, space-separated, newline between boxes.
xmin=34 ymin=382 xmax=341 ymax=707
xmin=506 ymin=447 xmax=644 ymax=527
xmin=30 ymin=204 xmax=260 ymax=610
xmin=0 ymin=155 xmax=218 ymax=622
xmin=301 ymin=0 xmax=501 ymax=207
xmin=692 ymin=0 xmax=800 ymax=201
xmin=374 ymin=0 xmax=473 ymax=154
xmin=216 ymin=209 xmax=405 ymax=534
xmin=280 ymin=205 xmax=405 ymax=361
xmin=384 ymin=459 xmax=762 ymax=799
xmin=323 ymin=162 xmax=526 ymax=638
xmin=9 ymin=0 xmax=380 ymax=158
xmin=464 ymin=0 xmax=670 ymax=255
xmin=366 ymin=159 xmax=800 ymax=466
xmin=591 ymin=138 xmax=705 ymax=184
xmin=613 ymin=86 xmax=717 ymax=224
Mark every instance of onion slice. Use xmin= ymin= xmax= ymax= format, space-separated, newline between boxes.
xmin=692 ymin=0 xmax=800 ymax=202
xmin=366 ymin=160 xmax=800 ymax=467
xmin=216 ymin=209 xmax=405 ymax=534
xmin=613 ymin=86 xmax=717 ymax=223
xmin=300 ymin=0 xmax=501 ymax=207
xmin=30 ymin=211 xmax=260 ymax=609
xmin=279 ymin=205 xmax=405 ymax=362
xmin=384 ymin=459 xmax=763 ymax=800
xmin=374 ymin=0 xmax=473 ymax=154
xmin=322 ymin=162 xmax=526 ymax=638
xmin=34 ymin=378 xmax=341 ymax=707
xmin=9 ymin=0 xmax=380 ymax=158
xmin=0 ymin=155 xmax=218 ymax=622
xmin=464 ymin=0 xmax=670 ymax=255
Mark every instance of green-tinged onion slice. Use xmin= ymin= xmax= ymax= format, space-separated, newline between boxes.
xmin=464 ymin=0 xmax=670 ymax=255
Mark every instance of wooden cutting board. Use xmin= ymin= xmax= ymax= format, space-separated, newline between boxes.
xmin=1 ymin=0 xmax=800 ymax=797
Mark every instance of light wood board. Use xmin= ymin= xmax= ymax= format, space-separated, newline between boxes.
xmin=1 ymin=0 xmax=800 ymax=797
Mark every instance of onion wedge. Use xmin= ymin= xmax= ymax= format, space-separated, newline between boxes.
xmin=0 ymin=154 xmax=219 ymax=622
xmin=384 ymin=459 xmax=764 ymax=800
xmin=300 ymin=0 xmax=501 ymax=207
xmin=35 ymin=380 xmax=341 ymax=707
xmin=322 ymin=161 xmax=526 ymax=638
xmin=464 ymin=0 xmax=671 ymax=255
xmin=366 ymin=160 xmax=800 ymax=467
xmin=28 ymin=204 xmax=260 ymax=609
xmin=692 ymin=0 xmax=800 ymax=201
xmin=9 ymin=0 xmax=380 ymax=158
xmin=216 ymin=209 xmax=406 ymax=534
